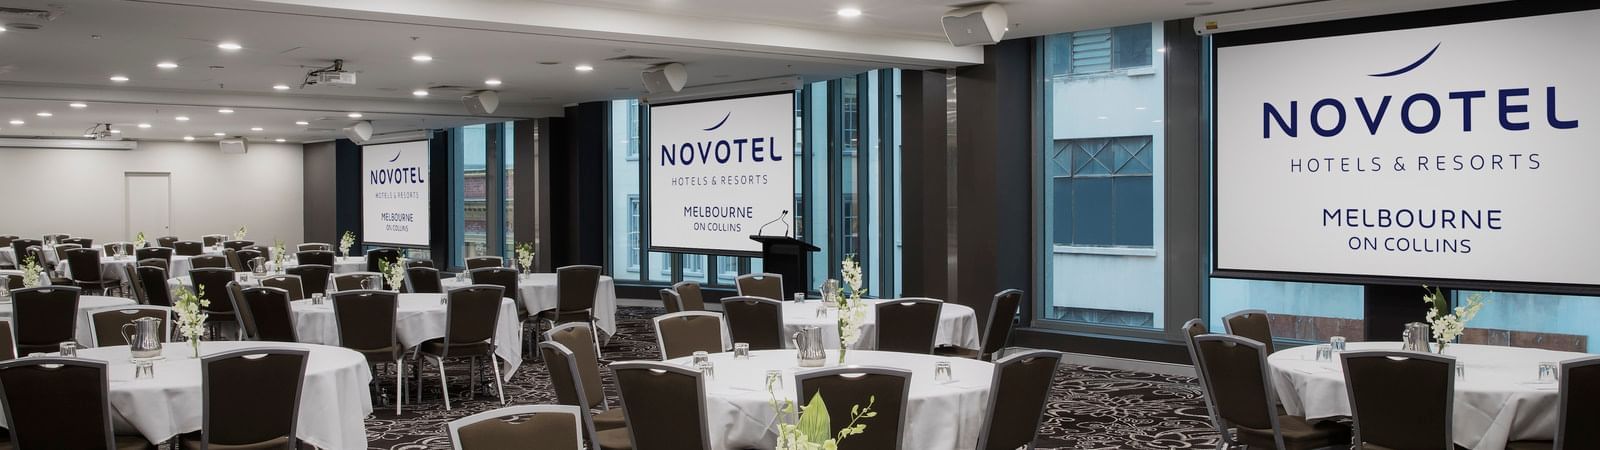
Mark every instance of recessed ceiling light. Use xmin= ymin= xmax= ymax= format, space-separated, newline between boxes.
xmin=7 ymin=120 xmax=22 ymax=125
xmin=69 ymin=102 xmax=87 ymax=108
xmin=156 ymin=61 xmax=179 ymax=69
xmin=275 ymin=138 xmax=286 ymax=143
xmin=272 ymin=84 xmax=290 ymax=91
xmin=217 ymin=42 xmax=242 ymax=50
xmin=0 ymin=25 xmax=7 ymax=32
xmin=137 ymin=123 xmax=152 ymax=128
xmin=250 ymin=127 xmax=264 ymax=131
xmin=213 ymin=132 xmax=226 ymax=136
xmin=218 ymin=109 xmax=234 ymax=114
xmin=837 ymin=7 xmax=863 ymax=17
xmin=574 ymin=64 xmax=594 ymax=72
xmin=110 ymin=129 xmax=122 ymax=134
xmin=35 ymin=112 xmax=51 ymax=117
xmin=109 ymin=75 xmax=129 ymax=82
xmin=347 ymin=112 xmax=363 ymax=118
xmin=412 ymin=89 xmax=429 ymax=97
xmin=411 ymin=54 xmax=433 ymax=62
xmin=183 ymin=136 xmax=195 ymax=141
xmin=175 ymin=116 xmax=190 ymax=121
xmin=295 ymin=121 xmax=309 ymax=126
xmin=485 ymin=79 xmax=502 ymax=86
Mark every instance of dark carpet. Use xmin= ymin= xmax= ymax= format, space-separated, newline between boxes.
xmin=364 ymin=306 xmax=1221 ymax=449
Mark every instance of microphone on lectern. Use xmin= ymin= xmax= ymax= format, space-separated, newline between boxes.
xmin=757 ymin=210 xmax=791 ymax=237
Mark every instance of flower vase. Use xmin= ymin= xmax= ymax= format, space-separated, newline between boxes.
xmin=838 ymin=346 xmax=847 ymax=364
xmin=188 ymin=337 xmax=201 ymax=359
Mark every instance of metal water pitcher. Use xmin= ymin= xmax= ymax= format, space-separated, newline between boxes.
xmin=249 ymin=257 xmax=268 ymax=276
xmin=793 ymin=326 xmax=826 ymax=368
xmin=121 ymin=317 xmax=164 ymax=360
xmin=1401 ymin=322 xmax=1431 ymax=352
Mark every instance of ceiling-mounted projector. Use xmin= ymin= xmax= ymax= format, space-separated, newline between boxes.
xmin=304 ymin=59 xmax=357 ymax=87
xmin=642 ymin=62 xmax=688 ymax=94
xmin=941 ymin=3 xmax=1008 ymax=47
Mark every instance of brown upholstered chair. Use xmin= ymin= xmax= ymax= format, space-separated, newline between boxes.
xmin=1 ymin=274 xmax=18 ymax=290
xmin=190 ymin=268 xmax=239 ymax=336
xmin=448 ymin=404 xmax=585 ymax=450
xmin=1223 ymin=309 xmax=1276 ymax=354
xmin=66 ymin=248 xmax=117 ymax=295
xmin=27 ymin=246 xmax=74 ymax=287
xmin=0 ymin=357 xmax=155 ymax=449
xmin=88 ymin=305 xmax=171 ymax=347
xmin=658 ymin=288 xmax=683 ymax=314
xmin=260 ymin=274 xmax=305 ymax=300
xmin=173 ymin=240 xmax=204 ymax=256
xmin=12 ymin=286 xmax=81 ymax=354
xmin=234 ymin=249 xmax=264 ymax=271
xmin=287 ymin=264 xmax=332 ymax=297
xmin=611 ymin=360 xmax=715 ymax=450
xmin=1181 ymin=318 xmax=1228 ymax=440
xmin=795 ymin=365 xmax=911 ymax=450
xmin=541 ymin=342 xmax=628 ymax=448
xmin=0 ymin=235 xmax=15 ymax=248
xmin=976 ymin=350 xmax=1063 ymax=450
xmin=133 ymin=266 xmax=172 ymax=308
xmin=222 ymin=248 xmax=245 ymax=272
xmin=296 ymin=243 xmax=331 ymax=252
xmin=103 ymin=242 xmax=135 ymax=258
xmin=466 ymin=256 xmax=504 ymax=270
xmin=1505 ymin=356 xmax=1600 ymax=450
xmin=201 ymin=235 xmax=226 ymax=247
xmin=244 ymin=245 xmax=273 ymax=259
xmin=673 ymin=281 xmax=706 ymax=311
xmin=295 ymin=250 xmax=335 ymax=267
xmin=233 ymin=286 xmax=298 ymax=342
xmin=734 ymin=273 xmax=783 ymax=301
xmin=123 ymin=264 xmax=148 ymax=304
xmin=937 ymin=289 xmax=1024 ymax=360
xmin=722 ymin=296 xmax=784 ymax=350
xmin=183 ymin=348 xmax=309 ymax=449
xmin=50 ymin=243 xmax=82 ymax=266
xmin=407 ymin=259 xmax=434 ymax=269
xmin=62 ymin=237 xmax=94 ymax=248
xmin=406 ymin=266 xmax=444 ymax=294
xmin=137 ymin=257 xmax=169 ymax=274
xmin=1195 ymin=334 xmax=1351 ymax=450
xmin=874 ymin=298 xmax=942 ymax=354
xmin=1341 ymin=349 xmax=1453 ymax=450
xmin=156 ymin=236 xmax=180 ymax=249
xmin=415 ymin=285 xmax=506 ymax=410
xmin=189 ymin=254 xmax=227 ymax=270
xmin=334 ymin=272 xmax=383 ymax=292
xmin=652 ymin=311 xmax=727 ymax=360
xmin=544 ymin=323 xmax=624 ymax=429
xmin=10 ymin=239 xmax=42 ymax=263
xmin=332 ymin=289 xmax=407 ymax=414
xmin=0 ymin=320 xmax=14 ymax=361
xmin=541 ymin=265 xmax=601 ymax=332
xmin=221 ymin=240 xmax=253 ymax=251
xmin=136 ymin=246 xmax=174 ymax=266
xmin=365 ymin=248 xmax=404 ymax=284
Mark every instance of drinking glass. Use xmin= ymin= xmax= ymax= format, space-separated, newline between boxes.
xmin=793 ymin=293 xmax=805 ymax=303
xmin=1329 ymin=336 xmax=1347 ymax=353
xmin=692 ymin=351 xmax=710 ymax=366
xmin=1456 ymin=364 xmax=1467 ymax=380
xmin=59 ymin=342 xmax=78 ymax=357
xmin=456 ymin=272 xmax=467 ymax=283
xmin=311 ymin=292 xmax=325 ymax=305
xmin=1538 ymin=362 xmax=1559 ymax=382
xmin=815 ymin=305 xmax=828 ymax=318
xmin=134 ymin=362 xmax=155 ymax=380
xmin=733 ymin=343 xmax=750 ymax=359
xmin=765 ymin=369 xmax=784 ymax=392
xmin=934 ymin=361 xmax=953 ymax=383
xmin=1314 ymin=344 xmax=1334 ymax=362
xmin=695 ymin=360 xmax=716 ymax=380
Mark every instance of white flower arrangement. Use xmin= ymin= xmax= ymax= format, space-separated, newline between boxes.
xmin=770 ymin=380 xmax=875 ymax=450
xmin=20 ymin=256 xmax=43 ymax=288
xmin=1422 ymin=286 xmax=1485 ymax=353
xmin=339 ymin=231 xmax=356 ymax=258
xmin=233 ymin=226 xmax=248 ymax=241
xmin=835 ymin=255 xmax=868 ymax=363
xmin=515 ymin=242 xmax=536 ymax=273
xmin=174 ymin=285 xmax=209 ymax=357
xmin=133 ymin=231 xmax=147 ymax=249
xmin=379 ymin=258 xmax=406 ymax=293
xmin=272 ymin=239 xmax=287 ymax=272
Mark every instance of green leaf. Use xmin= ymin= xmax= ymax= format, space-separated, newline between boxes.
xmin=796 ymin=391 xmax=832 ymax=444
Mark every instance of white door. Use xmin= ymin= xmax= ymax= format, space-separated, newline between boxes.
xmin=126 ymin=173 xmax=171 ymax=239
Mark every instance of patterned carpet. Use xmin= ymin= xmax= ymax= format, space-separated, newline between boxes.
xmin=363 ymin=306 xmax=1221 ymax=449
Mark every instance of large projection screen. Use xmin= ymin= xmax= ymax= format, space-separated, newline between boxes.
xmin=362 ymin=140 xmax=431 ymax=247
xmin=648 ymin=92 xmax=796 ymax=256
xmin=1213 ymin=4 xmax=1600 ymax=292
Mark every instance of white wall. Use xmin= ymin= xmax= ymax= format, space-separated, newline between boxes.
xmin=0 ymin=140 xmax=305 ymax=245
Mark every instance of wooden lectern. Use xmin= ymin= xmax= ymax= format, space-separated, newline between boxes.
xmin=749 ymin=235 xmax=821 ymax=300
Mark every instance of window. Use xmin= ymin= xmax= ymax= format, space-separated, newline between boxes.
xmin=455 ymin=124 xmax=489 ymax=268
xmin=503 ymin=123 xmax=516 ymax=259
xmin=626 ymin=195 xmax=641 ymax=271
xmin=609 ymin=100 xmax=644 ymax=281
xmin=1051 ymin=136 xmax=1153 ymax=247
xmin=1055 ymin=24 xmax=1154 ymax=76
xmin=624 ymin=105 xmax=641 ymax=161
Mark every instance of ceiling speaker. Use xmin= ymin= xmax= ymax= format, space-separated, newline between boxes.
xmin=464 ymin=90 xmax=499 ymax=115
xmin=642 ymin=62 xmax=688 ymax=94
xmin=343 ymin=120 xmax=373 ymax=144
xmin=941 ymin=3 xmax=1008 ymax=47
xmin=218 ymin=137 xmax=248 ymax=154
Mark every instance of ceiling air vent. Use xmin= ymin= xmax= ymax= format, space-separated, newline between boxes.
xmin=605 ymin=55 xmax=668 ymax=62
xmin=0 ymin=6 xmax=61 ymax=21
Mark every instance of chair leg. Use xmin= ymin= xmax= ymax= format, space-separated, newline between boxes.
xmin=469 ymin=356 xmax=479 ymax=400
xmin=489 ymin=353 xmax=505 ymax=405
xmin=435 ymin=355 xmax=451 ymax=410
xmin=413 ymin=352 xmax=424 ymax=404
xmin=395 ymin=360 xmax=404 ymax=415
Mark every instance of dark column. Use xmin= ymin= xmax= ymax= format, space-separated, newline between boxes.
xmin=550 ymin=102 xmax=608 ymax=268
xmin=899 ymin=69 xmax=951 ymax=301
xmin=1164 ymin=18 xmax=1206 ymax=334
xmin=427 ymin=131 xmax=450 ymax=266
xmin=302 ymin=141 xmax=337 ymax=244
xmin=513 ymin=119 xmax=553 ymax=272
xmin=334 ymin=139 xmax=363 ymax=249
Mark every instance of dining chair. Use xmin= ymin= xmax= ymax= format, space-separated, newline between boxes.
xmin=11 ymin=286 xmax=81 ymax=354
xmin=155 ymin=236 xmax=180 ymax=249
xmin=190 ymin=268 xmax=240 ymax=337
xmin=296 ymin=250 xmax=335 ymax=267
xmin=331 ymin=289 xmax=407 ymax=414
xmin=1223 ymin=309 xmax=1277 ymax=354
xmin=103 ymin=242 xmax=135 ymax=257
xmin=406 ymin=266 xmax=444 ymax=294
xmin=407 ymin=259 xmax=435 ymax=269
xmin=721 ymin=296 xmax=784 ymax=350
xmin=734 ymin=273 xmax=784 ymax=301
xmin=1 ymin=274 xmax=18 ymax=290
xmin=41 ymin=233 xmax=69 ymax=244
xmin=234 ymin=286 xmax=298 ymax=342
xmin=120 ymin=265 xmax=145 ymax=303
xmin=366 ymin=248 xmax=404 ymax=276
xmin=539 ymin=266 xmax=602 ymax=354
xmin=224 ymin=248 xmax=246 ymax=271
xmin=235 ymin=249 xmax=264 ymax=270
xmin=136 ymin=266 xmax=174 ymax=307
xmin=50 ymin=243 xmax=82 ymax=267
xmin=26 ymin=246 xmax=73 ymax=286
xmin=9 ymin=239 xmax=41 ymax=263
xmin=260 ymin=274 xmax=306 ymax=300
xmin=287 ymin=264 xmax=332 ymax=297
xmin=0 ymin=235 xmax=15 ymax=248
xmin=244 ymin=244 xmax=273 ymax=259
xmin=651 ymin=311 xmax=728 ymax=360
xmin=135 ymin=246 xmax=173 ymax=265
xmin=466 ymin=256 xmax=504 ymax=270
xmin=415 ymin=285 xmax=506 ymax=410
xmin=1505 ymin=356 xmax=1600 ymax=450
xmin=0 ymin=357 xmax=155 ymax=449
xmin=189 ymin=254 xmax=227 ymax=270
xmin=62 ymin=237 xmax=94 ymax=248
xmin=88 ymin=305 xmax=172 ymax=347
xmin=937 ymin=289 xmax=1024 ymax=361
xmin=612 ymin=360 xmax=714 ymax=450
xmin=545 ymin=324 xmax=622 ymax=429
xmin=1181 ymin=318 xmax=1228 ymax=440
xmin=183 ymin=348 xmax=310 ymax=449
xmin=541 ymin=341 xmax=627 ymax=448
xmin=201 ymin=234 xmax=226 ymax=247
xmin=449 ymin=404 xmax=585 ymax=450
xmin=173 ymin=240 xmax=205 ymax=256
xmin=225 ymin=281 xmax=255 ymax=341
xmin=66 ymin=248 xmax=117 ymax=295
xmin=874 ymin=298 xmax=943 ymax=354
xmin=673 ymin=281 xmax=706 ymax=311
xmin=794 ymin=365 xmax=912 ymax=450
xmin=659 ymin=289 xmax=683 ymax=314
xmin=1342 ymin=349 xmax=1454 ymax=450
xmin=334 ymin=272 xmax=384 ymax=292
xmin=136 ymin=257 xmax=169 ymax=273
xmin=1196 ymin=334 xmax=1351 ymax=450
xmin=976 ymin=350 xmax=1063 ymax=450
xmin=0 ymin=320 xmax=14 ymax=361
xmin=221 ymin=240 xmax=253 ymax=251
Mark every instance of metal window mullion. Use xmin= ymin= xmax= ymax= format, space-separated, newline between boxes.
xmin=827 ymin=78 xmax=845 ymax=279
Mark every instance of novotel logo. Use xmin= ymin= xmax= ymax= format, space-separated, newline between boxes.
xmin=370 ymin=151 xmax=425 ymax=184
xmin=659 ymin=112 xmax=784 ymax=166
xmin=1262 ymin=43 xmax=1580 ymax=139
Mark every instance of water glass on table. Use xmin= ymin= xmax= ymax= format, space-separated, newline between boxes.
xmin=934 ymin=361 xmax=953 ymax=383
xmin=765 ymin=369 xmax=784 ymax=392
xmin=134 ymin=361 xmax=155 ymax=380
xmin=1538 ymin=362 xmax=1559 ymax=382
xmin=59 ymin=342 xmax=77 ymax=357
xmin=1329 ymin=336 xmax=1346 ymax=353
xmin=733 ymin=343 xmax=750 ymax=359
xmin=1314 ymin=344 xmax=1334 ymax=362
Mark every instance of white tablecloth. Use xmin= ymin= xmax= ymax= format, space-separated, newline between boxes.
xmin=0 ymin=295 xmax=137 ymax=346
xmin=1270 ymin=342 xmax=1589 ymax=450
xmin=289 ymin=293 xmax=523 ymax=379
xmin=679 ymin=349 xmax=994 ymax=450
xmin=276 ymin=256 xmax=367 ymax=274
xmin=0 ymin=341 xmax=373 ymax=449
xmin=781 ymin=299 xmax=980 ymax=350
xmin=441 ymin=273 xmax=619 ymax=335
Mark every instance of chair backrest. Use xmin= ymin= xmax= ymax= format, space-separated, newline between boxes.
xmin=980 ymin=289 xmax=1024 ymax=357
xmin=331 ymin=290 xmax=399 ymax=353
xmin=1222 ymin=309 xmax=1276 ymax=354
xmin=41 ymin=233 xmax=69 ymax=243
xmin=407 ymin=259 xmax=434 ymax=269
xmin=65 ymin=248 xmax=104 ymax=283
xmin=652 ymin=311 xmax=727 ymax=360
xmin=977 ymin=350 xmax=1063 ymax=450
xmin=235 ymin=249 xmax=264 ymax=269
xmin=200 ymin=348 xmax=309 ymax=449
xmin=260 ymin=274 xmax=305 ymax=300
xmin=156 ymin=236 xmax=180 ymax=248
xmin=238 ymin=287 xmax=298 ymax=342
xmin=10 ymin=239 xmax=41 ymax=262
xmin=406 ymin=266 xmax=444 ymax=294
xmin=286 ymin=264 xmax=332 ymax=297
xmin=1181 ymin=318 xmax=1227 ymax=440
xmin=659 ymin=288 xmax=683 ymax=313
xmin=613 ymin=361 xmax=713 ymax=450
xmin=365 ymin=248 xmax=403 ymax=274
xmin=137 ymin=257 xmax=170 ymax=273
xmin=0 ymin=321 xmax=13 ymax=361
xmin=466 ymin=256 xmax=504 ymax=270
xmin=137 ymin=266 xmax=174 ymax=307
xmin=1 ymin=274 xmax=19 ymax=290
xmin=297 ymin=243 xmax=331 ymax=252
xmin=449 ymin=404 xmax=584 ymax=450
xmin=221 ymin=240 xmax=253 ymax=251
xmin=50 ymin=244 xmax=81 ymax=265
xmin=0 ymin=358 xmax=117 ymax=449
xmin=673 ymin=281 xmax=706 ymax=311
xmin=0 ymin=235 xmax=14 ymax=248
xmin=12 ymin=286 xmax=81 ymax=353
xmin=62 ymin=237 xmax=93 ymax=248
xmin=190 ymin=254 xmax=227 ymax=270
xmin=201 ymin=235 xmax=226 ymax=247
xmin=735 ymin=273 xmax=784 ymax=300
xmin=103 ymin=242 xmax=135 ymax=257
xmin=136 ymin=246 xmax=173 ymax=264
xmin=874 ymin=298 xmax=943 ymax=354
xmin=539 ymin=342 xmax=609 ymax=445
xmin=123 ymin=264 xmax=148 ymax=304
xmin=1341 ymin=349 xmax=1455 ymax=450
xmin=223 ymin=248 xmax=244 ymax=271
xmin=545 ymin=323 xmax=606 ymax=409
xmin=334 ymin=272 xmax=383 ymax=292
xmin=88 ymin=306 xmax=172 ymax=347
xmin=1558 ymin=356 xmax=1600 ymax=450
xmin=1193 ymin=334 xmax=1281 ymax=446
xmin=722 ymin=296 xmax=784 ymax=350
xmin=295 ymin=250 xmax=335 ymax=267
xmin=190 ymin=268 xmax=238 ymax=315
xmin=444 ymin=285 xmax=505 ymax=349
xmin=795 ymin=366 xmax=911 ymax=450
xmin=24 ymin=247 xmax=49 ymax=275
xmin=469 ymin=267 xmax=520 ymax=302
xmin=556 ymin=265 xmax=601 ymax=313
xmin=244 ymin=245 xmax=273 ymax=259
xmin=226 ymin=281 xmax=254 ymax=338
xmin=173 ymin=240 xmax=204 ymax=256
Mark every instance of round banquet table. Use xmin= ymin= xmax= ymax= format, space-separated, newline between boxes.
xmin=675 ymin=349 xmax=994 ymax=450
xmin=0 ymin=341 xmax=373 ymax=449
xmin=0 ymin=294 xmax=136 ymax=346
xmin=289 ymin=293 xmax=524 ymax=379
xmin=782 ymin=299 xmax=980 ymax=350
xmin=441 ymin=273 xmax=619 ymax=336
xmin=1269 ymin=342 xmax=1590 ymax=450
